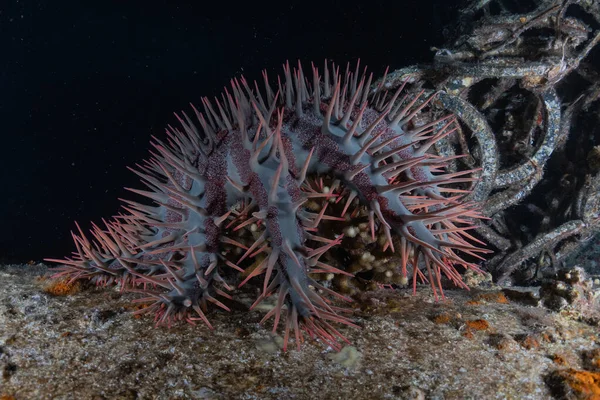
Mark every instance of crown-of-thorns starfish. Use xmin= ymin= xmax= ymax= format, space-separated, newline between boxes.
xmin=46 ymin=59 xmax=490 ymax=351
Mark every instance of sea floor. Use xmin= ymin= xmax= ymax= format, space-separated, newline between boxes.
xmin=0 ymin=262 xmax=598 ymax=400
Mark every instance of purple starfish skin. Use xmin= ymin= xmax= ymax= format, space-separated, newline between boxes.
xmin=46 ymin=60 xmax=490 ymax=351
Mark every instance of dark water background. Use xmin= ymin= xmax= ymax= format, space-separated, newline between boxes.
xmin=1 ymin=1 xmax=460 ymax=263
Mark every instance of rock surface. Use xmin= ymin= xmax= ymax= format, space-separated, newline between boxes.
xmin=0 ymin=263 xmax=598 ymax=400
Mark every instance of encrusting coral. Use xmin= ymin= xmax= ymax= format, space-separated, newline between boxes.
xmin=45 ymin=60 xmax=490 ymax=351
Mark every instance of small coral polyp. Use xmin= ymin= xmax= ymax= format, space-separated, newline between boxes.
xmin=46 ymin=60 xmax=489 ymax=351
